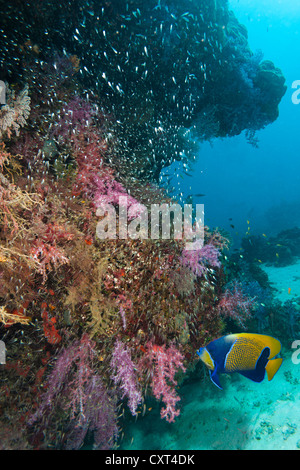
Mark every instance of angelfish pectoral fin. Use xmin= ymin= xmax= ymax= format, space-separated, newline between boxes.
xmin=265 ymin=357 xmax=283 ymax=381
xmin=209 ymin=369 xmax=223 ymax=390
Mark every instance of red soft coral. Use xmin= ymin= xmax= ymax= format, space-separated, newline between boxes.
xmin=31 ymin=240 xmax=69 ymax=283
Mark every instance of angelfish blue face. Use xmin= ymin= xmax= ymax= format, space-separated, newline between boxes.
xmin=197 ymin=347 xmax=204 ymax=357
xmin=197 ymin=346 xmax=215 ymax=371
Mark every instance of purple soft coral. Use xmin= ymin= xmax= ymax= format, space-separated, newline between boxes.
xmin=51 ymin=96 xmax=94 ymax=140
xmin=28 ymin=334 xmax=119 ymax=449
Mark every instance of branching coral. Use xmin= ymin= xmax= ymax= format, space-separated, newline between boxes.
xmin=0 ymin=172 xmax=42 ymax=236
xmin=0 ymin=84 xmax=30 ymax=139
xmin=0 ymin=305 xmax=31 ymax=327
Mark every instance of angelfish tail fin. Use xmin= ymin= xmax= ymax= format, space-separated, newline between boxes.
xmin=265 ymin=357 xmax=283 ymax=381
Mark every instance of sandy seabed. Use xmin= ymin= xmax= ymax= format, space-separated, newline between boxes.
xmin=120 ymin=355 xmax=299 ymax=450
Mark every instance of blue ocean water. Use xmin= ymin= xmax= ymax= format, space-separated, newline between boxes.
xmin=162 ymin=0 xmax=300 ymax=243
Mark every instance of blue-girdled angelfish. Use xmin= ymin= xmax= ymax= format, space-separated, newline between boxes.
xmin=197 ymin=333 xmax=283 ymax=389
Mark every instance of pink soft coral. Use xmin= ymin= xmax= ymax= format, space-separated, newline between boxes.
xmin=145 ymin=343 xmax=186 ymax=423
xmin=72 ymin=131 xmax=145 ymax=220
xmin=218 ymin=281 xmax=255 ymax=328
xmin=180 ymin=243 xmax=221 ymax=278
